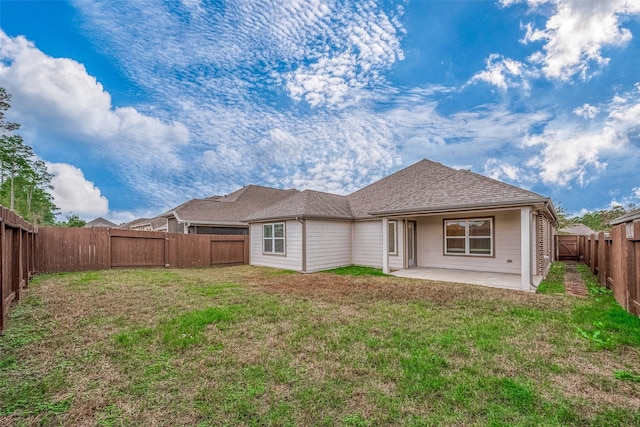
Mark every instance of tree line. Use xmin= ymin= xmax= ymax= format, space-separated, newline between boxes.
xmin=0 ymin=87 xmax=59 ymax=225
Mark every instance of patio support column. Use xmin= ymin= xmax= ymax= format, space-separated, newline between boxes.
xmin=382 ymin=218 xmax=389 ymax=274
xmin=520 ymin=207 xmax=531 ymax=291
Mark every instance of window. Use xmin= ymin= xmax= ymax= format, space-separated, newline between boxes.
xmin=263 ymin=223 xmax=285 ymax=254
xmin=444 ymin=218 xmax=493 ymax=256
xmin=388 ymin=221 xmax=397 ymax=255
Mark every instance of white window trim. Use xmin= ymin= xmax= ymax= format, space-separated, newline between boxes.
xmin=444 ymin=217 xmax=494 ymax=257
xmin=388 ymin=220 xmax=398 ymax=256
xmin=263 ymin=222 xmax=286 ymax=255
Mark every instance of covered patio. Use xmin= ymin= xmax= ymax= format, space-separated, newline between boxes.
xmin=390 ymin=267 xmax=526 ymax=292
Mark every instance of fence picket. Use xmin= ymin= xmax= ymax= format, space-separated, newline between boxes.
xmin=0 ymin=206 xmax=37 ymax=334
xmin=583 ymin=223 xmax=640 ymax=317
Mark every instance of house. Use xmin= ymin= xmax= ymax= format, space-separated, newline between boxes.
xmin=119 ymin=217 xmax=153 ymax=231
xmin=244 ymin=159 xmax=558 ymax=292
xmin=610 ymin=208 xmax=640 ymax=238
xmin=119 ymin=216 xmax=168 ymax=232
xmin=560 ymin=223 xmax=596 ymax=236
xmin=160 ymin=185 xmax=298 ymax=235
xmin=610 ymin=208 xmax=640 ymax=226
xmin=84 ymin=217 xmax=117 ymax=228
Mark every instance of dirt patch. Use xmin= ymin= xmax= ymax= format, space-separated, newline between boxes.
xmin=247 ymin=272 xmax=573 ymax=315
xmin=564 ymin=261 xmax=589 ymax=297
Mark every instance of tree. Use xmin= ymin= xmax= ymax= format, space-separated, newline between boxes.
xmin=552 ymin=200 xmax=574 ymax=230
xmin=0 ymin=134 xmax=34 ymax=210
xmin=61 ymin=215 xmax=86 ymax=227
xmin=0 ymin=87 xmax=20 ymax=133
xmin=0 ymin=87 xmax=58 ymax=224
xmin=572 ymin=204 xmax=637 ymax=232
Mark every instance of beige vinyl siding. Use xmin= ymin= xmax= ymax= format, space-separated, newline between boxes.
xmin=249 ymin=220 xmax=302 ymax=271
xmin=416 ymin=209 xmax=521 ymax=274
xmin=305 ymin=220 xmax=352 ymax=272
xmin=389 ymin=219 xmax=404 ymax=271
xmin=353 ymin=220 xmax=383 ymax=268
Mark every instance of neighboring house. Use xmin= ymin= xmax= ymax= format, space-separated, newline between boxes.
xmin=560 ymin=223 xmax=596 ymax=236
xmin=610 ymin=208 xmax=640 ymax=226
xmin=84 ymin=217 xmax=117 ymax=228
xmin=119 ymin=217 xmax=153 ymax=231
xmin=610 ymin=208 xmax=640 ymax=238
xmin=244 ymin=159 xmax=558 ymax=292
xmin=119 ymin=216 xmax=168 ymax=232
xmin=160 ymin=185 xmax=299 ymax=235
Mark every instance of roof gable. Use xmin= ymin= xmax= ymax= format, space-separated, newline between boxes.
xmin=85 ymin=217 xmax=117 ymax=228
xmin=347 ymin=159 xmax=548 ymax=218
xmin=244 ymin=190 xmax=352 ymax=222
xmin=162 ymin=185 xmax=299 ymax=225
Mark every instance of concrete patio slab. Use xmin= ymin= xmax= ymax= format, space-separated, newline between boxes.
xmin=390 ymin=267 xmax=525 ymax=291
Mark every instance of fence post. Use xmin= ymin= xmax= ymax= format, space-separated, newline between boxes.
xmin=0 ymin=219 xmax=4 ymax=334
xmin=631 ymin=223 xmax=640 ymax=316
xmin=597 ymin=232 xmax=607 ymax=287
xmin=164 ymin=232 xmax=170 ymax=267
xmin=12 ymin=228 xmax=21 ymax=302
xmin=611 ymin=225 xmax=628 ymax=310
xmin=590 ymin=234 xmax=597 ymax=274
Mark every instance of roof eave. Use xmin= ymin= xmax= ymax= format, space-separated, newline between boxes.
xmin=187 ymin=221 xmax=249 ymax=227
xmin=368 ymin=199 xmax=551 ymax=217
xmin=243 ymin=214 xmax=353 ymax=223
xmin=610 ymin=215 xmax=640 ymax=225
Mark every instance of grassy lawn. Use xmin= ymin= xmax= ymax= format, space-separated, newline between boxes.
xmin=1 ymin=265 xmax=640 ymax=426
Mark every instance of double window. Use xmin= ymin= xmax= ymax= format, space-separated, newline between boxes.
xmin=444 ymin=218 xmax=493 ymax=256
xmin=263 ymin=223 xmax=285 ymax=254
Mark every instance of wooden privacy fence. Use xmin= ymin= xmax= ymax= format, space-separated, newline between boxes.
xmin=584 ymin=223 xmax=640 ymax=317
xmin=0 ymin=206 xmax=37 ymax=333
xmin=555 ymin=234 xmax=587 ymax=261
xmin=36 ymin=227 xmax=249 ymax=274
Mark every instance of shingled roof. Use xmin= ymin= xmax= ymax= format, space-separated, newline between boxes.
xmin=610 ymin=208 xmax=640 ymax=225
xmin=162 ymin=185 xmax=298 ymax=227
xmin=358 ymin=159 xmax=549 ymax=217
xmin=244 ymin=159 xmax=553 ymax=222
xmin=244 ymin=190 xmax=352 ymax=222
xmin=84 ymin=217 xmax=117 ymax=228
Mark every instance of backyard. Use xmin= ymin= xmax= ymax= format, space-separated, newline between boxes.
xmin=1 ymin=263 xmax=639 ymax=426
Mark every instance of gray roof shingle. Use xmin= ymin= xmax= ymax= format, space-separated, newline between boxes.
xmin=162 ymin=185 xmax=299 ymax=226
xmin=244 ymin=190 xmax=352 ymax=222
xmin=610 ymin=208 xmax=640 ymax=225
xmin=244 ymin=159 xmax=552 ymax=222
xmin=84 ymin=217 xmax=117 ymax=228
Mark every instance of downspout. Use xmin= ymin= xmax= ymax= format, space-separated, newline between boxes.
xmin=296 ymin=217 xmax=306 ymax=273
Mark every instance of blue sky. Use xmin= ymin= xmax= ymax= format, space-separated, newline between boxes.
xmin=1 ymin=0 xmax=639 ymax=223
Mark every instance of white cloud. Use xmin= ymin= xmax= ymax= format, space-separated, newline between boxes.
xmin=524 ymin=128 xmax=611 ymax=186
xmin=484 ymin=159 xmax=522 ymax=182
xmin=573 ymin=103 xmax=600 ymax=119
xmin=281 ymin=2 xmax=405 ymax=108
xmin=634 ymin=187 xmax=640 ymax=199
xmin=0 ymin=30 xmax=190 ymax=207
xmin=523 ymin=89 xmax=640 ymax=186
xmin=47 ymin=163 xmax=109 ymax=218
xmin=507 ymin=0 xmax=640 ymax=81
xmin=468 ymin=54 xmax=533 ymax=91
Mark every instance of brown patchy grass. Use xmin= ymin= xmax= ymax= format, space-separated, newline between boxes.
xmin=1 ymin=265 xmax=639 ymax=426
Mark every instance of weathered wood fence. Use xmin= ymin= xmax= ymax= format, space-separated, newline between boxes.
xmin=555 ymin=234 xmax=586 ymax=261
xmin=0 ymin=206 xmax=37 ymax=333
xmin=35 ymin=227 xmax=249 ymax=273
xmin=583 ymin=222 xmax=640 ymax=317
